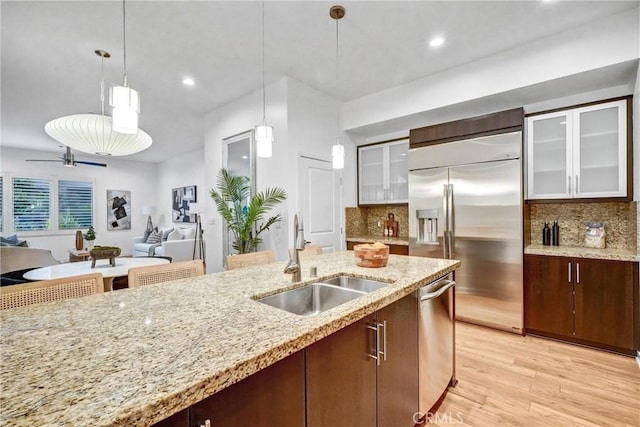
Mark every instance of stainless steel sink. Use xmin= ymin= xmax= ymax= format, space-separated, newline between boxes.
xmin=257 ymin=283 xmax=365 ymax=316
xmin=319 ymin=275 xmax=389 ymax=293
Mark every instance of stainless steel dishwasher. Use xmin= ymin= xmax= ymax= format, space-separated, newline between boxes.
xmin=418 ymin=274 xmax=457 ymax=414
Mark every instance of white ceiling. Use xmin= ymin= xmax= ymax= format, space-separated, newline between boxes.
xmin=2 ymin=0 xmax=638 ymax=163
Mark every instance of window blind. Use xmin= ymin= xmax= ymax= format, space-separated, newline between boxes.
xmin=58 ymin=180 xmax=93 ymax=229
xmin=12 ymin=177 xmax=51 ymax=231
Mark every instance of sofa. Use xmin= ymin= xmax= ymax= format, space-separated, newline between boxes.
xmin=132 ymin=227 xmax=200 ymax=262
xmin=0 ymin=247 xmax=60 ymax=286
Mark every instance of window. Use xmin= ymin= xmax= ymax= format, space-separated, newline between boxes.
xmin=58 ymin=180 xmax=93 ymax=229
xmin=10 ymin=177 xmax=94 ymax=233
xmin=12 ymin=177 xmax=51 ymax=231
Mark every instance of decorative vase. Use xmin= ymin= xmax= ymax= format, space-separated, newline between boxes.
xmin=85 ymin=240 xmax=95 ymax=250
xmin=75 ymin=230 xmax=84 ymax=250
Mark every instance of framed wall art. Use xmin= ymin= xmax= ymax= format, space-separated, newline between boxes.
xmin=172 ymin=185 xmax=197 ymax=223
xmin=107 ymin=189 xmax=131 ymax=230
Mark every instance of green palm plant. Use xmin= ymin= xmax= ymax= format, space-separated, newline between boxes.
xmin=210 ymin=169 xmax=287 ymax=254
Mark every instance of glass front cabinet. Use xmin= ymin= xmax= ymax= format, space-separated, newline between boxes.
xmin=526 ymin=99 xmax=629 ymax=200
xmin=358 ymin=139 xmax=409 ymax=205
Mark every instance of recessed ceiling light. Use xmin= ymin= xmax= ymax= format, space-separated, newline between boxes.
xmin=183 ymin=77 xmax=195 ymax=86
xmin=429 ymin=36 xmax=445 ymax=47
xmin=241 ymin=155 xmax=248 ymax=160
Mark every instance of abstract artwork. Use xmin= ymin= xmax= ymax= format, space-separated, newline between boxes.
xmin=172 ymin=185 xmax=197 ymax=223
xmin=107 ymin=189 xmax=131 ymax=230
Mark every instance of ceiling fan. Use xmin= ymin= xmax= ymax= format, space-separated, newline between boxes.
xmin=26 ymin=147 xmax=107 ymax=168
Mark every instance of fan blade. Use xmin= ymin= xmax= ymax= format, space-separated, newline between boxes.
xmin=26 ymin=159 xmax=61 ymax=163
xmin=75 ymin=161 xmax=107 ymax=167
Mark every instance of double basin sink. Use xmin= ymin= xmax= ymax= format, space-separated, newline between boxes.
xmin=257 ymin=275 xmax=389 ymax=316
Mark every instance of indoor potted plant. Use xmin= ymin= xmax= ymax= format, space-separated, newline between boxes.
xmin=210 ymin=168 xmax=286 ymax=254
xmin=83 ymin=225 xmax=96 ymax=250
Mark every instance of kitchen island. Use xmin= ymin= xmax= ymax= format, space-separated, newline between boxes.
xmin=0 ymin=251 xmax=459 ymax=426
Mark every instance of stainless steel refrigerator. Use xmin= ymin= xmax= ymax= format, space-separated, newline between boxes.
xmin=409 ymin=132 xmax=523 ymax=333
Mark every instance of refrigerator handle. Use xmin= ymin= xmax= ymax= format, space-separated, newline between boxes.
xmin=443 ymin=184 xmax=449 ymax=258
xmin=448 ymin=184 xmax=455 ymax=257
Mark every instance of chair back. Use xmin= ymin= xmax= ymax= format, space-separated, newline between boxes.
xmin=226 ymin=250 xmax=275 ymax=270
xmin=288 ymin=244 xmax=323 ymax=259
xmin=0 ymin=273 xmax=103 ymax=310
xmin=128 ymin=260 xmax=204 ymax=287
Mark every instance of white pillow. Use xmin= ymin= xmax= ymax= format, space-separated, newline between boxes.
xmin=167 ymin=229 xmax=184 ymax=241
xmin=182 ymin=227 xmax=196 ymax=239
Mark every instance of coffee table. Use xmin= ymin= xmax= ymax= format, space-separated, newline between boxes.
xmin=24 ymin=257 xmax=170 ymax=292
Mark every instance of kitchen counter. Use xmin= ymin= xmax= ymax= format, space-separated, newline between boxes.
xmin=525 ymin=244 xmax=638 ymax=262
xmin=345 ymin=235 xmax=409 ymax=246
xmin=0 ymin=251 xmax=458 ymax=427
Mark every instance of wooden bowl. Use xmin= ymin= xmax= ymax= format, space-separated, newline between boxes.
xmin=354 ymin=243 xmax=389 ymax=268
xmin=89 ymin=246 xmax=121 ymax=258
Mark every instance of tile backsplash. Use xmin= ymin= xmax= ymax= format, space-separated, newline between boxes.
xmin=528 ymin=202 xmax=636 ymax=251
xmin=345 ymin=206 xmax=409 ymax=238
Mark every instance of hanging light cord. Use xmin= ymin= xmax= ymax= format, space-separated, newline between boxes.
xmin=100 ymin=54 xmax=105 ymax=116
xmin=261 ymin=0 xmax=266 ymax=125
xmin=335 ymin=13 xmax=340 ymax=144
xmin=122 ymin=0 xmax=128 ymax=87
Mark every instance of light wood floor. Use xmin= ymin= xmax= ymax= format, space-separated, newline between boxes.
xmin=432 ymin=322 xmax=640 ymax=426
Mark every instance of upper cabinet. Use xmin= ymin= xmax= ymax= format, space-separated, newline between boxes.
xmin=526 ymin=99 xmax=630 ymax=200
xmin=358 ymin=140 xmax=409 ymax=205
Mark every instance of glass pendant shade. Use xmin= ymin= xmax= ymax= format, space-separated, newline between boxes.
xmin=255 ymin=124 xmax=274 ymax=158
xmin=44 ymin=113 xmax=152 ymax=156
xmin=110 ymin=85 xmax=140 ymax=134
xmin=331 ymin=143 xmax=345 ymax=169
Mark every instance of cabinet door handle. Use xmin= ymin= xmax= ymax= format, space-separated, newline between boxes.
xmin=367 ymin=323 xmax=380 ymax=366
xmin=568 ymin=176 xmax=571 ymax=194
xmin=568 ymin=262 xmax=571 ymax=283
xmin=378 ymin=321 xmax=387 ymax=362
xmin=576 ymin=262 xmax=580 ymax=284
xmin=575 ymin=175 xmax=579 ymax=194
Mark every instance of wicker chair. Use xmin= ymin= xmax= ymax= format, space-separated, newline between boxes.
xmin=288 ymin=244 xmax=323 ymax=259
xmin=226 ymin=250 xmax=275 ymax=270
xmin=0 ymin=273 xmax=104 ymax=310
xmin=128 ymin=260 xmax=204 ymax=288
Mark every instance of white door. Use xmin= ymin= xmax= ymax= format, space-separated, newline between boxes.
xmin=298 ymin=155 xmax=342 ymax=253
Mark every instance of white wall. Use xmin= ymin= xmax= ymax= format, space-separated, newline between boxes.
xmin=0 ymin=147 xmax=157 ymax=260
xmin=343 ymin=8 xmax=639 ymax=135
xmin=203 ymin=77 xmax=289 ymax=272
xmin=203 ymin=77 xmax=344 ymax=272
xmin=156 ymin=148 xmax=205 ymax=232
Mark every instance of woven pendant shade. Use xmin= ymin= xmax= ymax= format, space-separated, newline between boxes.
xmin=44 ymin=113 xmax=152 ymax=156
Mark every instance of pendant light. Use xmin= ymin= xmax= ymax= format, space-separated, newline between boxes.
xmin=255 ymin=0 xmax=273 ymax=158
xmin=110 ymin=0 xmax=140 ymax=135
xmin=330 ymin=5 xmax=345 ymax=170
xmin=44 ymin=50 xmax=152 ymax=156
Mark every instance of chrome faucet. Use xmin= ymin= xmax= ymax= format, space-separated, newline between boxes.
xmin=284 ymin=212 xmax=306 ymax=282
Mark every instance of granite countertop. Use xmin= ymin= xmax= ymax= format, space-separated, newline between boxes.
xmin=345 ymin=235 xmax=409 ymax=246
xmin=0 ymin=251 xmax=459 ymax=427
xmin=525 ymin=244 xmax=638 ymax=262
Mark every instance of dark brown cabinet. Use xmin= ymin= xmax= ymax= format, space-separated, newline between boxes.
xmin=189 ymin=351 xmax=305 ymax=427
xmin=153 ymin=295 xmax=421 ymax=427
xmin=525 ymin=254 xmax=637 ymax=354
xmin=306 ymin=293 xmax=418 ymax=427
xmin=346 ymin=240 xmax=409 ymax=255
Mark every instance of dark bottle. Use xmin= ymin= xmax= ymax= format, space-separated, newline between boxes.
xmin=542 ymin=221 xmax=551 ymax=246
xmin=551 ymin=221 xmax=560 ymax=246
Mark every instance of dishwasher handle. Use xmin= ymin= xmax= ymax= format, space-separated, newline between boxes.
xmin=420 ymin=280 xmax=455 ymax=301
